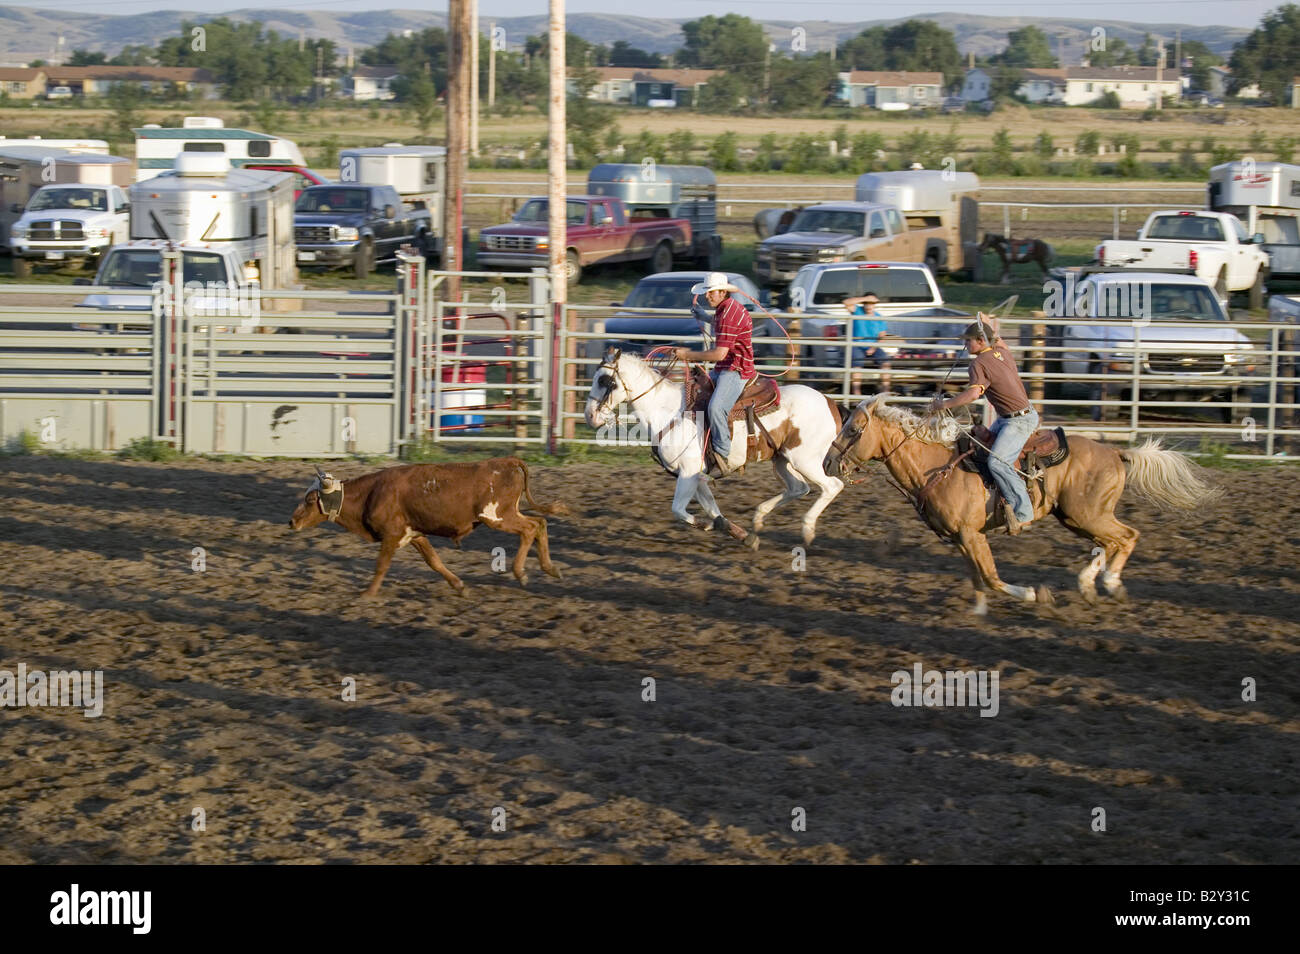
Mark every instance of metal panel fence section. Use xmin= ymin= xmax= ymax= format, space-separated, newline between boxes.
xmin=417 ymin=264 xmax=551 ymax=447
xmin=552 ymin=307 xmax=1300 ymax=460
xmin=0 ymin=284 xmax=157 ymax=451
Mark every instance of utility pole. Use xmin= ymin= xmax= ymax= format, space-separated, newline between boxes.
xmin=1156 ymin=40 xmax=1164 ymax=110
xmin=548 ymin=0 xmax=567 ymax=449
xmin=444 ymin=0 xmax=470 ymax=303
xmin=470 ymin=0 xmax=480 ymax=157
xmin=488 ymin=20 xmax=497 ymax=110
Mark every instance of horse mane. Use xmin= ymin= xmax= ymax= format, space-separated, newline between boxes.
xmin=865 ymin=393 xmax=961 ymax=448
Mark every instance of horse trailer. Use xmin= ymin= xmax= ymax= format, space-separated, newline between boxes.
xmin=587 ymin=163 xmax=722 ymax=269
xmin=127 ymin=152 xmax=297 ymax=288
xmin=134 ymin=116 xmax=307 ymax=183
xmin=1208 ymin=161 xmax=1300 ymax=279
xmin=854 ymin=170 xmax=980 ymax=276
xmin=0 ymin=145 xmax=132 ymax=248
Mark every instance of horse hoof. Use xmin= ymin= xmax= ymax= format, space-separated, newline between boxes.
xmin=801 ymin=529 xmax=816 ymax=547
xmin=357 ymin=590 xmax=381 ymax=601
xmin=516 ymin=574 xmax=529 ymax=588
xmin=743 ymin=533 xmax=760 ymax=551
xmin=1109 ymin=584 xmax=1128 ymax=602
xmin=1035 ymin=584 xmax=1055 ymax=606
xmin=544 ymin=566 xmax=563 ymax=580
xmin=1079 ymin=586 xmax=1098 ymax=605
xmin=453 ymin=583 xmax=470 ymax=598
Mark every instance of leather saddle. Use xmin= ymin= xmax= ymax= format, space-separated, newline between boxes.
xmin=958 ymin=424 xmax=1069 ymax=481
xmin=686 ymin=368 xmax=780 ymax=422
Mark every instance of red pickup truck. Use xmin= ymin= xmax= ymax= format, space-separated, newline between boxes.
xmin=477 ymin=195 xmax=691 ymax=283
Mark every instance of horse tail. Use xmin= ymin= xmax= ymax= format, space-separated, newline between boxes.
xmin=1119 ymin=440 xmax=1221 ymax=510
xmin=518 ymin=460 xmax=570 ymax=516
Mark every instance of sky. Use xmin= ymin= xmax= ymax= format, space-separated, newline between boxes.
xmin=5 ymin=0 xmax=1282 ymax=28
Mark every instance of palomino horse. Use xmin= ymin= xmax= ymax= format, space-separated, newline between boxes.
xmin=584 ymin=347 xmax=844 ymax=548
xmin=979 ymin=233 xmax=1054 ymax=284
xmin=823 ymin=395 xmax=1220 ymax=614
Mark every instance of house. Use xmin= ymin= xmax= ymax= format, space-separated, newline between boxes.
xmin=343 ymin=66 xmax=399 ymax=101
xmin=0 ymin=67 xmax=47 ymax=99
xmin=42 ymin=66 xmax=219 ymax=99
xmin=1207 ymin=65 xmax=1260 ymax=100
xmin=1016 ymin=68 xmax=1066 ymax=104
xmin=572 ymin=67 xmax=719 ymax=106
xmin=960 ymin=68 xmax=992 ymax=103
xmin=837 ymin=71 xmax=945 ymax=108
xmin=1061 ymin=66 xmax=1182 ymax=108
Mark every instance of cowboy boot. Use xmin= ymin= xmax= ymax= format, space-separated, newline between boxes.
xmin=1004 ymin=502 xmax=1023 ymax=536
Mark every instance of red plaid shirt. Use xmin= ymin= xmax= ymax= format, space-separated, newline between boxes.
xmin=712 ymin=297 xmax=756 ymax=379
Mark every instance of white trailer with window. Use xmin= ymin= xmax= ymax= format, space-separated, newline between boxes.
xmin=127 ymin=152 xmax=296 ymax=288
xmin=134 ymin=116 xmax=307 ymax=183
xmin=1208 ymin=161 xmax=1300 ymax=279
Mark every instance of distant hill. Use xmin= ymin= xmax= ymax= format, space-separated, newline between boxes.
xmin=0 ymin=6 xmax=1250 ymax=66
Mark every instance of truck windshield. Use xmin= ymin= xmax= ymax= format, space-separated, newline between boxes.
xmin=28 ymin=188 xmax=108 ymax=212
xmin=789 ymin=209 xmax=866 ymax=235
xmin=295 ymin=189 xmax=369 ymax=213
xmin=514 ymin=199 xmax=587 ymax=225
xmin=1089 ymin=282 xmax=1224 ymax=320
xmin=1145 ymin=215 xmax=1226 ymax=242
xmin=99 ymin=251 xmax=227 ymax=287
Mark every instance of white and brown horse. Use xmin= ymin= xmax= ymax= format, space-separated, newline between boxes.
xmin=584 ymin=347 xmax=844 ymax=548
xmin=824 ymin=395 xmax=1221 ymax=614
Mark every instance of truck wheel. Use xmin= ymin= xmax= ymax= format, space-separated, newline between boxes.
xmin=12 ymin=257 xmax=32 ymax=280
xmin=648 ymin=240 xmax=673 ymax=275
xmin=564 ymin=249 xmax=582 ymax=285
xmin=1214 ymin=267 xmax=1228 ymax=301
xmin=1248 ymin=267 xmax=1267 ymax=311
xmin=353 ymin=241 xmax=373 ymax=280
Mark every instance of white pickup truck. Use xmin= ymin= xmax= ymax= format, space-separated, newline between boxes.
xmin=1096 ymin=210 xmax=1270 ymax=306
xmin=8 ymin=183 xmax=130 ymax=277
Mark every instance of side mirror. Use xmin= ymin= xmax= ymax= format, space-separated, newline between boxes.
xmin=1253 ymin=233 xmax=1266 ymax=245
xmin=871 ymin=228 xmax=886 ymax=238
xmin=384 ymin=204 xmax=395 ymax=219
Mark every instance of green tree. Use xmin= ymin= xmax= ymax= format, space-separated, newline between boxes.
xmin=1088 ymin=37 xmax=1138 ymax=68
xmin=1137 ymin=33 xmax=1161 ymax=68
xmin=696 ymin=72 xmax=745 ymax=113
xmin=407 ymin=75 xmax=439 ymax=137
xmin=989 ymin=127 xmax=1015 ymax=173
xmin=608 ymin=40 xmax=664 ymax=68
xmin=1275 ymin=137 xmax=1296 ymax=163
xmin=679 ymin=13 xmax=766 ymax=95
xmin=709 ymin=131 xmax=740 ymax=171
xmin=1033 ymin=132 xmax=1055 ymax=158
xmin=68 ymin=50 xmax=108 ymax=67
xmin=1181 ymin=39 xmax=1223 ymax=91
xmin=667 ymin=129 xmax=696 ymax=164
xmin=1228 ymin=3 xmax=1300 ymax=102
xmin=750 ymin=132 xmax=780 ymax=171
xmin=992 ymin=26 xmax=1058 ymax=69
xmin=1077 ymin=130 xmax=1101 ymax=154
xmin=840 ymin=19 xmax=963 ymax=85
xmin=769 ymin=54 xmax=838 ymax=111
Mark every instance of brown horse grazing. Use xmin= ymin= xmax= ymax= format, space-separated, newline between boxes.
xmin=979 ymin=233 xmax=1054 ymax=284
xmin=823 ymin=395 xmax=1221 ymax=614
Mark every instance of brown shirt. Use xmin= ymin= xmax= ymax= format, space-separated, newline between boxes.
xmin=967 ymin=342 xmax=1032 ymax=417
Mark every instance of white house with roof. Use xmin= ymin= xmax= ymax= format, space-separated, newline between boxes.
xmin=1015 ymin=68 xmax=1066 ymax=104
xmin=960 ymin=68 xmax=992 ymax=103
xmin=1058 ymin=66 xmax=1182 ymax=107
xmin=343 ymin=66 xmax=399 ymax=101
xmin=1207 ymin=66 xmax=1260 ymax=100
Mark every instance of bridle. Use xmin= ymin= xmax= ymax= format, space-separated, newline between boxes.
xmin=591 ymin=352 xmax=673 ymax=419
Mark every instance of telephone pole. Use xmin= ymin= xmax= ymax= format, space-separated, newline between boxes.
xmin=444 ymin=0 xmax=470 ymax=303
xmin=1156 ymin=40 xmax=1164 ymax=110
xmin=547 ymin=0 xmax=568 ymax=451
xmin=488 ymin=20 xmax=497 ymax=110
xmin=470 ymin=0 xmax=480 ymax=157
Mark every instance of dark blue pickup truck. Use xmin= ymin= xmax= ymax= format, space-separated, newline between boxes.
xmin=293 ymin=184 xmax=434 ymax=278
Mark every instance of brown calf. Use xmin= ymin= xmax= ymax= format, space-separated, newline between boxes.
xmin=289 ymin=457 xmax=566 ymax=598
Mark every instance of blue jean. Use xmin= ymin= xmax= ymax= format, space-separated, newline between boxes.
xmin=987 ymin=409 xmax=1039 ymax=522
xmin=708 ymin=369 xmax=747 ymax=456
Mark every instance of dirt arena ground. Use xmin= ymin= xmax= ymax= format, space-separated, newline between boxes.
xmin=0 ymin=453 xmax=1295 ymax=864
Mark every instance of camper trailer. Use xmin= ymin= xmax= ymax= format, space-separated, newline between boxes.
xmin=1208 ymin=161 xmax=1300 ymax=279
xmin=338 ymin=145 xmax=446 ymax=258
xmin=0 ymin=145 xmax=132 ymax=248
xmin=0 ymin=137 xmax=109 ymax=155
xmin=854 ymin=170 xmax=980 ymax=276
xmin=587 ymin=163 xmax=723 ymax=269
xmin=134 ymin=116 xmax=307 ymax=183
xmin=127 ymin=152 xmax=296 ymax=288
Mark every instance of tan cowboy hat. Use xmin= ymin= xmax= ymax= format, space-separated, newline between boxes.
xmin=690 ymin=271 xmax=740 ymax=295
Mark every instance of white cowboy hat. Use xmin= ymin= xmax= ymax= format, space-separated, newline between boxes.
xmin=690 ymin=271 xmax=740 ymax=295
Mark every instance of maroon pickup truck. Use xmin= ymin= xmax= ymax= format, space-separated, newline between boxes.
xmin=477 ymin=195 xmax=691 ymax=283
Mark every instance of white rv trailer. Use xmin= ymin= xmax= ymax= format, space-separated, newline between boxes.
xmin=338 ymin=144 xmax=446 ymax=257
xmin=854 ymin=169 xmax=981 ymax=275
xmin=0 ymin=137 xmax=109 ymax=155
xmin=134 ymin=116 xmax=307 ymax=183
xmin=1208 ymin=161 xmax=1300 ymax=278
xmin=128 ymin=152 xmax=297 ymax=288
xmin=0 ymin=145 xmax=132 ymax=247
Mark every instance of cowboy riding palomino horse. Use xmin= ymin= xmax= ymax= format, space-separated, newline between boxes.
xmin=979 ymin=233 xmax=1054 ymax=284
xmin=584 ymin=346 xmax=845 ymax=549
xmin=824 ymin=395 xmax=1221 ymax=614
